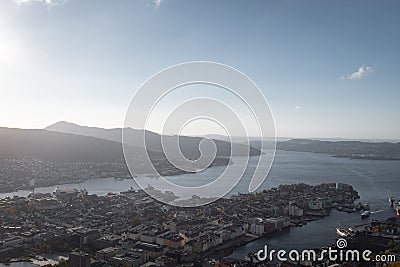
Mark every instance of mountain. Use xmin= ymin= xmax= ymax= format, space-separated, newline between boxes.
xmin=0 ymin=127 xmax=125 ymax=163
xmin=0 ymin=127 xmax=195 ymax=193
xmin=45 ymin=121 xmax=262 ymax=158
xmin=0 ymin=123 xmax=261 ymax=193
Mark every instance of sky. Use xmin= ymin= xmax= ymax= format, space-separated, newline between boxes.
xmin=0 ymin=0 xmax=399 ymax=139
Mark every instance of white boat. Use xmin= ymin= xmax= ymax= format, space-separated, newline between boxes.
xmin=361 ymin=211 xmax=371 ymax=219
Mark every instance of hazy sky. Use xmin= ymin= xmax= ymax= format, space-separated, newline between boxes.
xmin=1 ymin=0 xmax=399 ymax=139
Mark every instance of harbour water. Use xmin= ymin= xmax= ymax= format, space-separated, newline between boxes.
xmin=1 ymin=151 xmax=399 ymax=259
xmin=229 ymin=208 xmax=394 ymax=259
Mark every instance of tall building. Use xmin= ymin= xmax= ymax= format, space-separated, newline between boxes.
xmin=68 ymin=252 xmax=91 ymax=267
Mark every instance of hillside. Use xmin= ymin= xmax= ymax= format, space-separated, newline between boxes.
xmin=46 ymin=121 xmax=262 ymax=159
xmin=0 ymin=128 xmax=226 ymax=193
xmin=0 ymin=127 xmax=125 ymax=163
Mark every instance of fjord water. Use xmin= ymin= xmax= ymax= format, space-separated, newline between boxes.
xmin=1 ymin=151 xmax=399 ymax=256
xmin=2 ymin=151 xmax=399 ymax=204
xmin=2 ymin=151 xmax=399 ymax=207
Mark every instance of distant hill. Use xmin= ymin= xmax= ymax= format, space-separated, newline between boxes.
xmin=46 ymin=121 xmax=262 ymax=159
xmin=0 ymin=127 xmax=197 ymax=193
xmin=0 ymin=123 xmax=262 ymax=193
xmin=0 ymin=127 xmax=126 ymax=163
xmin=275 ymin=139 xmax=400 ymax=160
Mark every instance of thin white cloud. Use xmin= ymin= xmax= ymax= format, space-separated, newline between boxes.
xmin=14 ymin=0 xmax=67 ymax=7
xmin=346 ymin=65 xmax=375 ymax=80
xmin=294 ymin=106 xmax=301 ymax=111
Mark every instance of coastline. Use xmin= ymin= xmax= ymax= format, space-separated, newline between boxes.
xmin=0 ymin=156 xmax=231 ymax=195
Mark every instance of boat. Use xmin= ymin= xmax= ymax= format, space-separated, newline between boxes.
xmin=336 ymin=227 xmax=351 ymax=237
xmin=361 ymin=211 xmax=371 ymax=219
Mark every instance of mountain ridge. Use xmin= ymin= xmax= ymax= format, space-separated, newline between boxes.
xmin=45 ymin=121 xmax=262 ymax=158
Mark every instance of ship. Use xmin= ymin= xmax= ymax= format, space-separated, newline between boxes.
xmin=361 ymin=211 xmax=371 ymax=219
xmin=53 ymin=187 xmax=88 ymax=198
